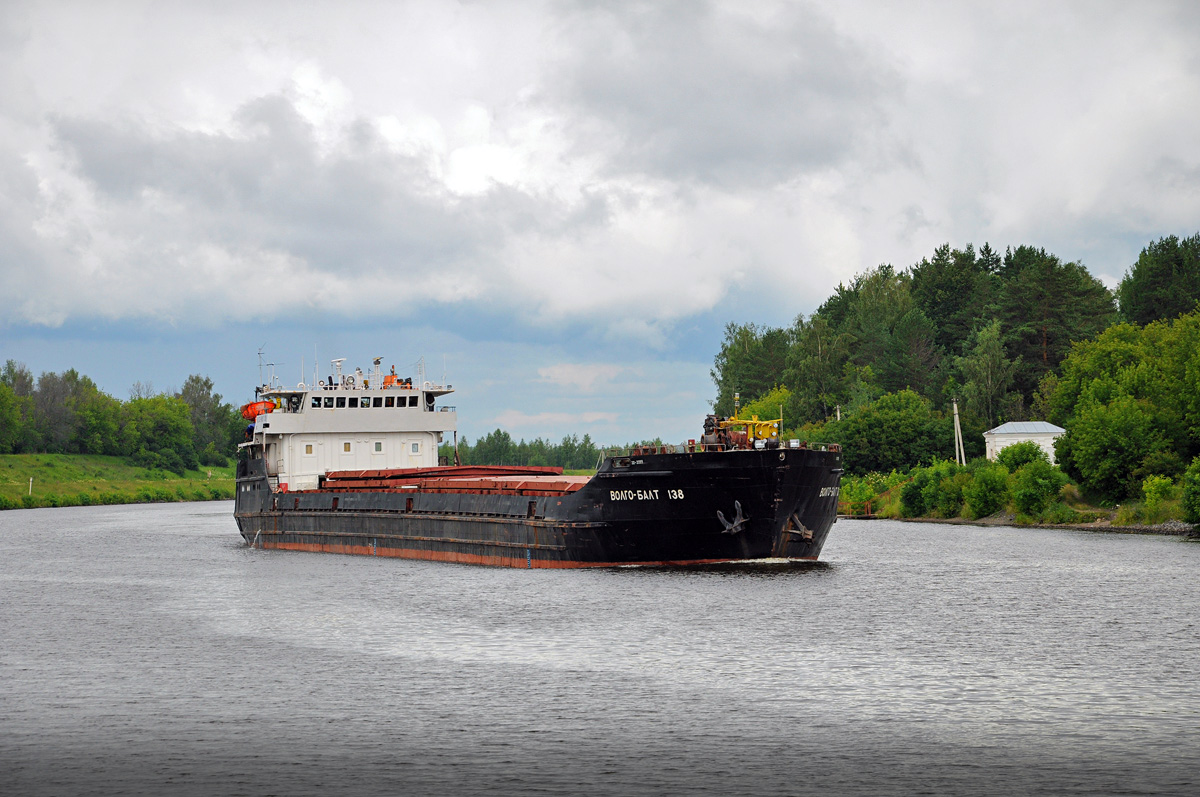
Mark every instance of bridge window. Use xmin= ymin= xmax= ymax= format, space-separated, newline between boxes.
xmin=323 ymin=397 xmax=333 ymax=408
xmin=348 ymin=397 xmax=358 ymax=408
xmin=311 ymin=396 xmax=321 ymax=408
xmin=385 ymin=396 xmax=395 ymax=407
xmin=408 ymin=395 xmax=419 ymax=407
xmin=373 ymin=397 xmax=383 ymax=407
xmin=336 ymin=397 xmax=346 ymax=408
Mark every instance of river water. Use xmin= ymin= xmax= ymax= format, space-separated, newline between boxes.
xmin=2 ymin=502 xmax=1198 ymax=796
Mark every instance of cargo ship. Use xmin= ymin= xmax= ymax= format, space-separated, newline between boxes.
xmin=234 ymin=357 xmax=843 ymax=568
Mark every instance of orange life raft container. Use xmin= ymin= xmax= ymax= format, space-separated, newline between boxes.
xmin=241 ymin=401 xmax=275 ymax=420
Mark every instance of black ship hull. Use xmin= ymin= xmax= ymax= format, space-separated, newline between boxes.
xmin=234 ymin=448 xmax=843 ymax=568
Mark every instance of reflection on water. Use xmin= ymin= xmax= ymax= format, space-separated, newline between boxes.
xmin=1 ymin=505 xmax=1198 ymax=796
xmin=617 ymin=559 xmax=834 ymax=576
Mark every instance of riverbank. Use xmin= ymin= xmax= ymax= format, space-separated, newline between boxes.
xmin=842 ymin=512 xmax=1198 ymax=536
xmin=0 ymin=454 xmax=234 ymax=510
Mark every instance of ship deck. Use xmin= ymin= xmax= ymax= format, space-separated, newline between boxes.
xmin=315 ymin=465 xmax=590 ymax=497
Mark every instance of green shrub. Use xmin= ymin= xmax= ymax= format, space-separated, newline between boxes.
xmin=900 ymin=471 xmax=930 ymax=517
xmin=930 ymin=472 xmax=970 ymax=518
xmin=158 ymin=449 xmax=186 ymax=477
xmin=1135 ymin=474 xmax=1179 ymax=524
xmin=840 ymin=471 xmax=906 ymax=504
xmin=996 ymin=441 xmax=1049 ymax=473
xmin=1142 ymin=474 xmax=1175 ymax=506
xmin=130 ymin=448 xmax=159 ymax=470
xmin=1115 ymin=503 xmax=1144 ymax=526
xmin=1012 ymin=460 xmax=1069 ymax=516
xmin=963 ymin=464 xmax=1010 ymax=519
xmin=199 ymin=443 xmax=228 ymax=468
xmin=1184 ymin=457 xmax=1200 ymax=524
xmin=919 ymin=461 xmax=962 ymax=516
xmin=839 ymin=474 xmax=880 ymax=514
xmin=1041 ymin=502 xmax=1079 ymax=524
xmin=898 ymin=461 xmax=969 ymax=518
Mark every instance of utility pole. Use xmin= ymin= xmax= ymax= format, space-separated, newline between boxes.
xmin=952 ymin=399 xmax=966 ymax=466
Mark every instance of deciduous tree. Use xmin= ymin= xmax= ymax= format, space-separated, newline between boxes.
xmin=956 ymin=320 xmax=1017 ymax=429
xmin=710 ymin=322 xmax=791 ymax=415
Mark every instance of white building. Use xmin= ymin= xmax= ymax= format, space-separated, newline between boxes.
xmin=983 ymin=421 xmax=1065 ymax=464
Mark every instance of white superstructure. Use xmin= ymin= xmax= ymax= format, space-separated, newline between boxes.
xmin=241 ymin=357 xmax=457 ymax=491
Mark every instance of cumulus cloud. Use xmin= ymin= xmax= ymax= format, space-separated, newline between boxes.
xmin=3 ymin=0 xmax=1199 ymax=344
xmin=546 ymin=1 xmax=900 ymax=187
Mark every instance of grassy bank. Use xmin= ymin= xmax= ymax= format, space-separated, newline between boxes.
xmin=837 ymin=461 xmax=1197 ymax=533
xmin=0 ymin=454 xmax=235 ymax=510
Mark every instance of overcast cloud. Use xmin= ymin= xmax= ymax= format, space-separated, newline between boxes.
xmin=2 ymin=0 xmax=1198 ymax=442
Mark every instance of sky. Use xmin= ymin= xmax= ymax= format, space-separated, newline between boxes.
xmin=2 ymin=0 xmax=1199 ymax=445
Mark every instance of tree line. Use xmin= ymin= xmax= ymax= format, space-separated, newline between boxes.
xmin=439 ymin=430 xmax=625 ymax=471
xmin=0 ymin=362 xmax=244 ymax=475
xmin=0 ymin=358 xmax=654 ymax=476
xmin=713 ymin=233 xmax=1200 ymax=502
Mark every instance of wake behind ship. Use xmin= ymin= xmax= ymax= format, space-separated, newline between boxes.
xmin=234 ymin=357 xmax=843 ymax=568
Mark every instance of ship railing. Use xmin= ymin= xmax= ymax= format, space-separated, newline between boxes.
xmin=595 ymin=443 xmax=727 ymax=466
xmin=597 ymin=439 xmax=841 ymax=465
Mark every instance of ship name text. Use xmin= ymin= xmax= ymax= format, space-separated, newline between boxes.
xmin=610 ymin=488 xmax=686 ymax=501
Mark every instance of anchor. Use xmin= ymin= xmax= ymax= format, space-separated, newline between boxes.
xmin=717 ymin=500 xmax=749 ymax=534
xmin=787 ymin=512 xmax=813 ymax=541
